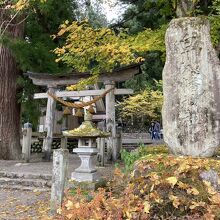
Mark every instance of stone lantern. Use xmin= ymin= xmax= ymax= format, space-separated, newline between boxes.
xmin=63 ymin=111 xmax=109 ymax=182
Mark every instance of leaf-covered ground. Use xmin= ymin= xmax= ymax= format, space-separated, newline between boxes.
xmin=57 ymin=147 xmax=220 ymax=220
xmin=0 ymin=189 xmax=51 ymax=219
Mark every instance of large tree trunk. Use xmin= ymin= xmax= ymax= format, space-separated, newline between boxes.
xmin=0 ymin=9 xmax=24 ymax=159
xmin=162 ymin=17 xmax=220 ymax=157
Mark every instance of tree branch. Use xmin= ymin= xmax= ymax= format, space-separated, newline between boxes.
xmin=0 ymin=9 xmax=20 ymax=38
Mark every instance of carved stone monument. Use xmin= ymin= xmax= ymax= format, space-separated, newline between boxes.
xmin=163 ymin=17 xmax=220 ymax=157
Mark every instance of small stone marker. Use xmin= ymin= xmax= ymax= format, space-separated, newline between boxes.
xmin=22 ymin=123 xmax=32 ymax=163
xmin=51 ymin=149 xmax=69 ymax=214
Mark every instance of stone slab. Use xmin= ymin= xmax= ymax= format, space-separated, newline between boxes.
xmin=71 ymin=171 xmax=100 ymax=182
xmin=51 ymin=149 xmax=69 ymax=213
xmin=162 ymin=17 xmax=220 ymax=157
xmin=68 ymin=178 xmax=107 ymax=191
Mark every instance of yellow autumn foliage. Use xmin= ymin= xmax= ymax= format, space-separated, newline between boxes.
xmin=53 ymin=20 xmax=165 ymax=77
xmin=3 ymin=0 xmax=47 ymax=11
xmin=53 ymin=20 xmax=142 ymax=75
xmin=118 ymin=87 xmax=163 ymax=121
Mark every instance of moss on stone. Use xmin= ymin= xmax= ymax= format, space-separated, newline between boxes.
xmin=63 ymin=121 xmax=109 ymax=138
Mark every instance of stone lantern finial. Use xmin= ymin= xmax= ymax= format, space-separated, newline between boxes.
xmin=84 ymin=110 xmax=93 ymax=121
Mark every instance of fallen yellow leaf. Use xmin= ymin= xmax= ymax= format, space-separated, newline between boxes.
xmin=166 ymin=177 xmax=178 ymax=188
xmin=65 ymin=200 xmax=74 ymax=210
xmin=187 ymin=187 xmax=199 ymax=196
xmin=35 ymin=191 xmax=42 ymax=196
xmin=203 ymin=181 xmax=217 ymax=195
xmin=189 ymin=201 xmax=205 ymax=210
xmin=143 ymin=201 xmax=150 ymax=214
xmin=57 ymin=208 xmax=62 ymax=214
xmin=211 ymin=193 xmax=220 ymax=204
xmin=149 ymin=192 xmax=163 ymax=204
xmin=150 ymin=184 xmax=155 ymax=192
xmin=177 ymin=181 xmax=189 ymax=190
xmin=75 ymin=202 xmax=80 ymax=209
xmin=169 ymin=195 xmax=180 ymax=208
xmin=140 ymin=189 xmax=144 ymax=194
xmin=125 ymin=210 xmax=132 ymax=218
xmin=67 ymin=213 xmax=73 ymax=219
xmin=178 ymin=163 xmax=190 ymax=173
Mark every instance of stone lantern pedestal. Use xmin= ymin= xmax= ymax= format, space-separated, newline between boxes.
xmin=72 ymin=142 xmax=99 ymax=182
xmin=63 ymin=111 xmax=109 ymax=183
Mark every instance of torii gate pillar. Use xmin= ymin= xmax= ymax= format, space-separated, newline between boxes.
xmin=42 ymin=86 xmax=56 ymax=161
xmin=105 ymin=81 xmax=117 ymax=161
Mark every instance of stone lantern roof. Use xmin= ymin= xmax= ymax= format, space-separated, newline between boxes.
xmin=62 ymin=111 xmax=109 ymax=138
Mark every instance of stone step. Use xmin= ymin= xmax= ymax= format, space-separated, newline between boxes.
xmin=0 ymin=177 xmax=52 ymax=188
xmin=0 ymin=184 xmax=50 ymax=192
xmin=0 ymin=171 xmax=52 ymax=181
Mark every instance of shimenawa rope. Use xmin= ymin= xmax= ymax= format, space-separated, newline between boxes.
xmin=47 ymin=87 xmax=114 ymax=109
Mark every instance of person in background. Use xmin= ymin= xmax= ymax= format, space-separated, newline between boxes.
xmin=149 ymin=122 xmax=156 ymax=140
xmin=154 ymin=121 xmax=161 ymax=140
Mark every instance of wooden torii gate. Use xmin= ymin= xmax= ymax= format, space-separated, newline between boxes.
xmin=26 ymin=63 xmax=141 ymax=161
